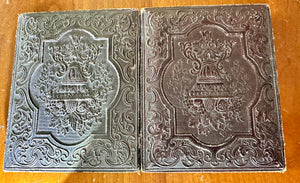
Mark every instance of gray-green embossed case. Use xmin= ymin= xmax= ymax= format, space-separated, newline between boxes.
xmin=4 ymin=9 xmax=139 ymax=172
xmin=141 ymin=5 xmax=285 ymax=172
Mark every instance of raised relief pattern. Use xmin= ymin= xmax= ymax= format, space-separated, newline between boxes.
xmin=5 ymin=10 xmax=138 ymax=171
xmin=163 ymin=26 xmax=256 ymax=146
xmin=30 ymin=29 xmax=119 ymax=145
xmin=179 ymin=30 xmax=242 ymax=138
xmin=143 ymin=6 xmax=284 ymax=171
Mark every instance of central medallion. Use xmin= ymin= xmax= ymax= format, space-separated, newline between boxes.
xmin=162 ymin=25 xmax=257 ymax=146
xmin=30 ymin=29 xmax=119 ymax=145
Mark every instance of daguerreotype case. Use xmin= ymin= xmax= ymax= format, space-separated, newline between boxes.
xmin=141 ymin=5 xmax=285 ymax=172
xmin=4 ymin=5 xmax=285 ymax=172
xmin=4 ymin=9 xmax=140 ymax=171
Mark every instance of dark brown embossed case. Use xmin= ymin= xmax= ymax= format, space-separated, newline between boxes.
xmin=4 ymin=9 xmax=139 ymax=171
xmin=141 ymin=5 xmax=285 ymax=172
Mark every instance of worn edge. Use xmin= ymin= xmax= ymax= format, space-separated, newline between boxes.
xmin=266 ymin=4 xmax=287 ymax=173
xmin=3 ymin=13 xmax=24 ymax=172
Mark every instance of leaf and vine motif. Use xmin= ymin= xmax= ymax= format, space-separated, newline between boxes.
xmin=12 ymin=138 xmax=69 ymax=167
xmin=179 ymin=30 xmax=235 ymax=75
xmin=145 ymin=88 xmax=212 ymax=168
xmin=7 ymin=88 xmax=69 ymax=167
xmin=213 ymin=84 xmax=284 ymax=168
xmin=252 ymin=84 xmax=283 ymax=166
xmin=70 ymin=139 xmax=131 ymax=167
xmin=208 ymin=7 xmax=271 ymax=80
xmin=174 ymin=30 xmax=247 ymax=138
xmin=33 ymin=32 xmax=116 ymax=137
xmin=143 ymin=11 xmax=170 ymax=83
xmin=166 ymin=10 xmax=202 ymax=33
xmin=68 ymin=85 xmax=138 ymax=168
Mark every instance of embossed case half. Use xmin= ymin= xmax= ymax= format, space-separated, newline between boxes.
xmin=4 ymin=9 xmax=139 ymax=171
xmin=141 ymin=5 xmax=285 ymax=172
